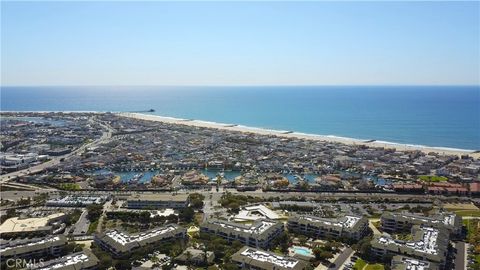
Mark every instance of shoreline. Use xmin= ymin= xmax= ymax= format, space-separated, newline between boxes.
xmin=2 ymin=110 xmax=478 ymax=157
xmin=119 ymin=112 xmax=479 ymax=158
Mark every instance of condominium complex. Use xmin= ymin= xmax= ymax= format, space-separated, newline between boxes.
xmin=287 ymin=215 xmax=369 ymax=241
xmin=0 ymin=235 xmax=67 ymax=259
xmin=28 ymin=250 xmax=99 ymax=270
xmin=391 ymin=255 xmax=438 ymax=270
xmin=371 ymin=226 xmax=449 ymax=267
xmin=231 ymin=246 xmax=307 ymax=270
xmin=94 ymin=224 xmax=186 ymax=257
xmin=126 ymin=194 xmax=189 ymax=209
xmin=380 ymin=211 xmax=462 ymax=236
xmin=200 ymin=219 xmax=284 ymax=249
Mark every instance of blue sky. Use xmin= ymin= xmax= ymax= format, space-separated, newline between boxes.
xmin=1 ymin=1 xmax=479 ymax=86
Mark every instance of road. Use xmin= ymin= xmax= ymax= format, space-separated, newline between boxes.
xmin=0 ymin=118 xmax=113 ymax=185
xmin=72 ymin=209 xmax=90 ymax=236
xmin=454 ymin=242 xmax=467 ymax=270
xmin=0 ymin=190 xmax=51 ymax=202
xmin=202 ymin=188 xmax=223 ymax=222
xmin=96 ymin=199 xmax=113 ymax=233
xmin=328 ymin=247 xmax=354 ymax=270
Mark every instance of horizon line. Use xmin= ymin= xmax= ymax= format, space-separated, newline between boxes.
xmin=1 ymin=84 xmax=479 ymax=88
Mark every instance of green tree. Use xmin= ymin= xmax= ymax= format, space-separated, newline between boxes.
xmin=313 ymin=247 xmax=333 ymax=261
xmin=1 ymin=209 xmax=16 ymax=223
xmin=352 ymin=237 xmax=373 ymax=260
xmin=169 ymin=243 xmax=183 ymax=257
xmin=272 ymin=232 xmax=290 ymax=253
xmin=298 ymin=235 xmax=308 ymax=246
xmin=114 ymin=260 xmax=131 ymax=270
xmin=179 ymin=207 xmax=195 ymax=223
xmin=222 ymin=263 xmax=240 ymax=270
xmin=65 ymin=209 xmax=82 ymax=226
xmin=189 ymin=193 xmax=205 ymax=209
xmin=86 ymin=204 xmax=103 ymax=222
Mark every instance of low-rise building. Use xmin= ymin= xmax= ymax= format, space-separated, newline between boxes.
xmin=46 ymin=195 xmax=108 ymax=207
xmin=0 ymin=213 xmax=66 ymax=238
xmin=231 ymin=246 xmax=307 ymax=270
xmin=287 ymin=215 xmax=369 ymax=241
xmin=0 ymin=235 xmax=67 ymax=259
xmin=0 ymin=153 xmax=38 ymax=166
xmin=126 ymin=194 xmax=189 ymax=209
xmin=391 ymin=255 xmax=438 ymax=270
xmin=200 ymin=219 xmax=283 ymax=249
xmin=94 ymin=224 xmax=186 ymax=257
xmin=380 ymin=211 xmax=462 ymax=237
xmin=470 ymin=182 xmax=480 ymax=197
xmin=27 ymin=250 xmax=99 ymax=270
xmin=371 ymin=226 xmax=449 ymax=267
xmin=234 ymin=204 xmax=280 ymax=222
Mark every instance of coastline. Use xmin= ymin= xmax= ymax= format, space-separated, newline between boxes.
xmin=119 ymin=112 xmax=480 ymax=158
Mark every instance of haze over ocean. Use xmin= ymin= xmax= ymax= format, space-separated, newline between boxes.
xmin=1 ymin=86 xmax=479 ymax=150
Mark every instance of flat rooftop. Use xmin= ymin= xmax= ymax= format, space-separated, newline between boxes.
xmin=210 ymin=219 xmax=277 ymax=235
xmin=392 ymin=255 xmax=435 ymax=270
xmin=234 ymin=204 xmax=280 ymax=221
xmin=0 ymin=235 xmax=66 ymax=254
xmin=232 ymin=246 xmax=302 ymax=269
xmin=30 ymin=251 xmax=98 ymax=270
xmin=46 ymin=195 xmax=107 ymax=205
xmin=127 ymin=194 xmax=189 ymax=202
xmin=0 ymin=213 xmax=65 ymax=233
xmin=294 ymin=215 xmax=362 ymax=229
xmin=384 ymin=212 xmax=458 ymax=227
xmin=104 ymin=224 xmax=178 ymax=246
xmin=376 ymin=227 xmax=440 ymax=255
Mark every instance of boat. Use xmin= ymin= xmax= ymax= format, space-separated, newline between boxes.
xmin=130 ymin=173 xmax=144 ymax=183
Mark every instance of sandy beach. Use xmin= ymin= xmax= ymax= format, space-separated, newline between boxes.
xmin=119 ymin=113 xmax=479 ymax=158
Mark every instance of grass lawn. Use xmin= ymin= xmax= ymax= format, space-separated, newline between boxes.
xmin=354 ymin=259 xmax=385 ymax=270
xmin=444 ymin=203 xmax=479 ymax=211
xmin=272 ymin=247 xmax=284 ymax=255
xmin=454 ymin=209 xmax=480 ymax=217
xmin=369 ymin=213 xmax=382 ymax=219
xmin=87 ymin=220 xmax=99 ymax=234
xmin=418 ymin=175 xmax=448 ymax=182
xmin=365 ymin=264 xmax=385 ymax=270
xmin=194 ymin=213 xmax=203 ymax=224
xmin=353 ymin=259 xmax=367 ymax=270
xmin=464 ymin=219 xmax=480 ymax=236
xmin=59 ymin=183 xmax=81 ymax=190
xmin=394 ymin=233 xmax=413 ymax=241
xmin=104 ymin=219 xmax=119 ymax=229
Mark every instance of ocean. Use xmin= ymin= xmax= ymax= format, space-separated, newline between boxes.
xmin=1 ymin=86 xmax=479 ymax=150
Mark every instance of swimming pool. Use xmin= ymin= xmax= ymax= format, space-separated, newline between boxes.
xmin=291 ymin=246 xmax=314 ymax=257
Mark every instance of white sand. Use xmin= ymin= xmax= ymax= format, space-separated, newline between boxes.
xmin=119 ymin=113 xmax=479 ymax=158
